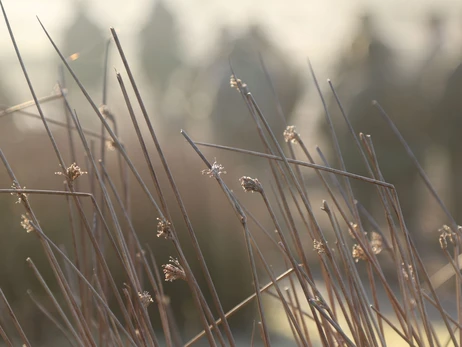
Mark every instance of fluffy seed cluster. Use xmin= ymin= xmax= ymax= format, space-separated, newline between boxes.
xmin=283 ymin=125 xmax=299 ymax=144
xmin=55 ymin=163 xmax=87 ymax=182
xmin=401 ymin=263 xmax=416 ymax=283
xmin=239 ymin=176 xmax=263 ymax=194
xmin=230 ymin=75 xmax=247 ymax=90
xmin=106 ymin=139 xmax=117 ymax=151
xmin=369 ymin=232 xmax=383 ymax=255
xmin=201 ymin=160 xmax=226 ymax=178
xmin=20 ymin=213 xmax=34 ymax=233
xmin=349 ymin=223 xmax=383 ymax=262
xmin=157 ymin=218 xmax=173 ymax=240
xmin=352 ymin=244 xmax=367 ymax=263
xmin=439 ymin=225 xmax=456 ymax=250
xmin=138 ymin=291 xmax=154 ymax=308
xmin=11 ymin=182 xmax=28 ymax=204
xmin=162 ymin=257 xmax=186 ymax=282
xmin=313 ymin=239 xmax=326 ymax=254
xmin=99 ymin=104 xmax=115 ymax=121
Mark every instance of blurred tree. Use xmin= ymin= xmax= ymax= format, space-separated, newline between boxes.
xmin=317 ymin=12 xmax=437 ymax=233
xmin=434 ymin=16 xmax=462 ymax=222
xmin=204 ymin=24 xmax=304 ymax=158
xmin=139 ymin=0 xmax=183 ymax=95
xmin=0 ymin=67 xmax=16 ymax=143
xmin=138 ymin=0 xmax=195 ymax=133
xmin=61 ymin=0 xmax=105 ymax=92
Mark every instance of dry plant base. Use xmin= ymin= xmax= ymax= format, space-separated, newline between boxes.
xmin=0 ymin=1 xmax=461 ymax=346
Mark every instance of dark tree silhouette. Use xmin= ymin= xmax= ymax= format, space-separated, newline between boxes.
xmin=205 ymin=24 xmax=304 ymax=158
xmin=434 ymin=15 xmax=462 ymax=222
xmin=139 ymin=0 xmax=183 ymax=94
xmin=317 ymin=12 xmax=439 ymax=233
xmin=61 ymin=1 xmax=105 ymax=91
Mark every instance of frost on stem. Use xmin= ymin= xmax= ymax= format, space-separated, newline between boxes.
xmin=162 ymin=257 xmax=186 ymax=282
xmin=239 ymin=176 xmax=263 ymax=194
xmin=201 ymin=160 xmax=226 ymax=179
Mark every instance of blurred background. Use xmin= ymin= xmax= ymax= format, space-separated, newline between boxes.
xmin=2 ymin=0 xmax=462 ymax=345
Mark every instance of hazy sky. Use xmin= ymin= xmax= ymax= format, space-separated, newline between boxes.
xmin=1 ymin=0 xmax=462 ymax=68
xmin=1 ymin=0 xmax=462 ymax=141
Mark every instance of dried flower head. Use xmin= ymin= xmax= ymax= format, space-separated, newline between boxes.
xmin=106 ymin=139 xmax=117 ymax=151
xmin=311 ymin=296 xmax=327 ymax=310
xmin=11 ymin=182 xmax=28 ymax=204
xmin=370 ymin=232 xmax=383 ymax=255
xmin=20 ymin=213 xmax=34 ymax=233
xmin=163 ymin=257 xmax=186 ymax=282
xmin=401 ymin=263 xmax=416 ymax=283
xmin=352 ymin=244 xmax=367 ymax=263
xmin=157 ymin=218 xmax=173 ymax=240
xmin=348 ymin=222 xmax=368 ymax=239
xmin=239 ymin=176 xmax=263 ymax=194
xmin=230 ymin=75 xmax=247 ymax=90
xmin=313 ymin=239 xmax=326 ymax=254
xmin=99 ymin=104 xmax=115 ymax=121
xmin=283 ymin=125 xmax=299 ymax=144
xmin=138 ymin=291 xmax=154 ymax=308
xmin=439 ymin=225 xmax=456 ymax=250
xmin=202 ymin=160 xmax=227 ymax=178
xmin=55 ymin=163 xmax=87 ymax=182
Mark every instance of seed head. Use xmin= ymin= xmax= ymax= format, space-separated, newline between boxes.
xmin=370 ymin=232 xmax=383 ymax=255
xmin=313 ymin=239 xmax=326 ymax=254
xmin=55 ymin=163 xmax=87 ymax=182
xmin=283 ymin=125 xmax=299 ymax=144
xmin=163 ymin=257 xmax=186 ymax=282
xmin=11 ymin=182 xmax=28 ymax=204
xmin=138 ymin=291 xmax=154 ymax=308
xmin=401 ymin=263 xmax=416 ymax=283
xmin=439 ymin=225 xmax=456 ymax=250
xmin=239 ymin=176 xmax=263 ymax=194
xmin=106 ymin=139 xmax=117 ymax=151
xmin=20 ymin=213 xmax=34 ymax=233
xmin=230 ymin=75 xmax=247 ymax=90
xmin=202 ymin=160 xmax=226 ymax=178
xmin=157 ymin=218 xmax=173 ymax=240
xmin=352 ymin=244 xmax=367 ymax=262
xmin=99 ymin=104 xmax=115 ymax=121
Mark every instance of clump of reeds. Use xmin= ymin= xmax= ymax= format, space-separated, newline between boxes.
xmin=0 ymin=1 xmax=461 ymax=346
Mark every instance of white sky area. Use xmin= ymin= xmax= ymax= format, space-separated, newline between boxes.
xmin=1 ymin=0 xmax=462 ymax=141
